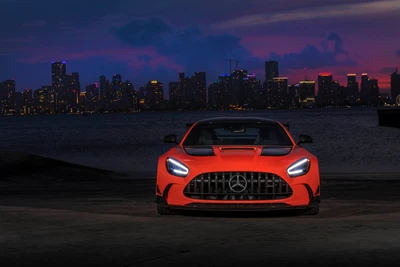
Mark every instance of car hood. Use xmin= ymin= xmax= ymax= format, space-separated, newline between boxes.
xmin=184 ymin=145 xmax=292 ymax=157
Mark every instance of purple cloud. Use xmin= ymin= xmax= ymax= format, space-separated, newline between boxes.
xmin=112 ymin=18 xmax=357 ymax=78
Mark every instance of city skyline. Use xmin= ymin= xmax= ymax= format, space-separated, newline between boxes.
xmin=0 ymin=61 xmax=395 ymax=95
xmin=2 ymin=59 xmax=399 ymax=117
xmin=1 ymin=0 xmax=399 ymax=91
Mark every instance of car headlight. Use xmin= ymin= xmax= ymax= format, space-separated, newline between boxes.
xmin=287 ymin=158 xmax=310 ymax=178
xmin=166 ymin=158 xmax=189 ymax=178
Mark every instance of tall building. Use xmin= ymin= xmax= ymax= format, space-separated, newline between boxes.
xmin=193 ymin=72 xmax=207 ymax=109
xmin=268 ymin=77 xmax=288 ymax=108
xmin=0 ymin=79 xmax=16 ymax=114
xmin=65 ymin=72 xmax=80 ymax=108
xmin=367 ymin=78 xmax=380 ymax=105
xmin=34 ymin=86 xmax=51 ymax=114
xmin=299 ymin=80 xmax=316 ymax=106
xmin=21 ymin=88 xmax=33 ymax=115
xmin=230 ymin=69 xmax=248 ymax=107
xmin=111 ymin=74 xmax=123 ymax=102
xmin=243 ymin=73 xmax=264 ymax=108
xmin=265 ymin=61 xmax=279 ymax=81
xmin=169 ymin=82 xmax=179 ymax=108
xmin=317 ymin=73 xmax=334 ymax=105
xmin=146 ymin=80 xmax=164 ymax=109
xmin=177 ymin=72 xmax=187 ymax=108
xmin=208 ymin=74 xmax=231 ymax=110
xmin=122 ymin=80 xmax=136 ymax=110
xmin=99 ymin=75 xmax=110 ymax=101
xmin=86 ymin=84 xmax=99 ymax=110
xmin=347 ymin=74 xmax=358 ymax=95
xmin=361 ymin=73 xmax=368 ymax=92
xmin=51 ymin=62 xmax=66 ymax=90
xmin=391 ymin=69 xmax=400 ymax=103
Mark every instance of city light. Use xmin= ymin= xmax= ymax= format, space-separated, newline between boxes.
xmin=0 ymin=60 xmax=398 ymax=116
xmin=300 ymin=81 xmax=316 ymax=84
xmin=319 ymin=72 xmax=332 ymax=76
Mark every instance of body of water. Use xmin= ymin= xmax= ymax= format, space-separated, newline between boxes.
xmin=1 ymin=108 xmax=399 ymax=178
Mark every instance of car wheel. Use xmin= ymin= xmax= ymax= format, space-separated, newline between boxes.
xmin=157 ymin=205 xmax=179 ymax=215
xmin=302 ymin=205 xmax=319 ymax=215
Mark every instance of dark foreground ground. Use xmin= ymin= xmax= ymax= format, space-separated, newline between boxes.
xmin=1 ymin=153 xmax=400 ymax=266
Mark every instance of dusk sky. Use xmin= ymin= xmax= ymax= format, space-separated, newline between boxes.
xmin=1 ymin=0 xmax=399 ymax=93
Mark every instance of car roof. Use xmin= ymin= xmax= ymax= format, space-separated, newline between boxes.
xmin=195 ymin=117 xmax=279 ymax=125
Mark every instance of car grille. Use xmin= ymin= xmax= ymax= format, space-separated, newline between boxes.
xmin=183 ymin=172 xmax=293 ymax=200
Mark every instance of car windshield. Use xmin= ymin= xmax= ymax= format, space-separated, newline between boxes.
xmin=182 ymin=123 xmax=293 ymax=146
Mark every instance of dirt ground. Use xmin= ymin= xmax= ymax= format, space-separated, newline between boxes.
xmin=1 ymin=155 xmax=400 ymax=266
xmin=1 ymin=177 xmax=400 ymax=267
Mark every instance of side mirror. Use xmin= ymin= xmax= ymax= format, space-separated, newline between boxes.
xmin=298 ymin=134 xmax=313 ymax=144
xmin=163 ymin=134 xmax=178 ymax=144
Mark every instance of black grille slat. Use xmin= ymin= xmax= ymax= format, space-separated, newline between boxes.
xmin=183 ymin=172 xmax=293 ymax=200
xmin=272 ymin=174 xmax=275 ymax=197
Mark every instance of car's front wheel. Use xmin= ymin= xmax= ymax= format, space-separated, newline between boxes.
xmin=157 ymin=205 xmax=179 ymax=215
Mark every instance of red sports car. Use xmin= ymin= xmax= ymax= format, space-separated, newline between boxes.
xmin=155 ymin=117 xmax=320 ymax=215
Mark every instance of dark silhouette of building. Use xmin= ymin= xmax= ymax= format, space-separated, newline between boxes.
xmin=317 ymin=73 xmax=335 ymax=105
xmin=192 ymin=72 xmax=207 ymax=109
xmin=230 ymin=69 xmax=248 ymax=107
xmin=360 ymin=73 xmax=369 ymax=101
xmin=243 ymin=73 xmax=264 ymax=108
xmin=168 ymin=81 xmax=179 ymax=109
xmin=391 ymin=69 xmax=400 ymax=103
xmin=51 ymin=62 xmax=66 ymax=90
xmin=145 ymin=80 xmax=164 ymax=110
xmin=21 ymin=88 xmax=33 ymax=115
xmin=299 ymin=80 xmax=316 ymax=106
xmin=268 ymin=77 xmax=288 ymax=108
xmin=208 ymin=74 xmax=231 ymax=110
xmin=0 ymin=79 xmax=16 ymax=114
xmin=65 ymin=72 xmax=81 ymax=111
xmin=86 ymin=84 xmax=99 ymax=110
xmin=366 ymin=78 xmax=380 ymax=105
xmin=265 ymin=61 xmax=279 ymax=81
xmin=347 ymin=74 xmax=358 ymax=95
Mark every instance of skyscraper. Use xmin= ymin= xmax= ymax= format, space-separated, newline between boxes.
xmin=0 ymin=79 xmax=16 ymax=114
xmin=51 ymin=61 xmax=66 ymax=90
xmin=317 ymin=73 xmax=334 ymax=105
xmin=299 ymin=80 xmax=316 ymax=103
xmin=193 ymin=72 xmax=207 ymax=109
xmin=169 ymin=82 xmax=179 ymax=107
xmin=269 ymin=77 xmax=288 ymax=108
xmin=390 ymin=69 xmax=400 ymax=102
xmin=146 ymin=80 xmax=164 ymax=109
xmin=230 ymin=69 xmax=248 ymax=106
xmin=347 ymin=74 xmax=358 ymax=95
xmin=367 ymin=78 xmax=380 ymax=105
xmin=111 ymin=74 xmax=123 ymax=101
xmin=265 ymin=61 xmax=279 ymax=81
xmin=361 ymin=73 xmax=368 ymax=92
xmin=99 ymin=75 xmax=108 ymax=101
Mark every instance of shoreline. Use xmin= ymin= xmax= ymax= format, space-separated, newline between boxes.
xmin=1 ymin=105 xmax=397 ymax=117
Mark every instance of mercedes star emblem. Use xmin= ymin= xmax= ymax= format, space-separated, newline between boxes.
xmin=228 ymin=174 xmax=248 ymax=193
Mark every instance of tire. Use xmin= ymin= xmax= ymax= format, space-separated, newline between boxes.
xmin=157 ymin=205 xmax=179 ymax=215
xmin=302 ymin=205 xmax=319 ymax=215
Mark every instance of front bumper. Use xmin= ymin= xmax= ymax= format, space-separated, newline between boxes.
xmin=156 ymin=195 xmax=320 ymax=212
xmin=156 ymin=180 xmax=321 ymax=212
